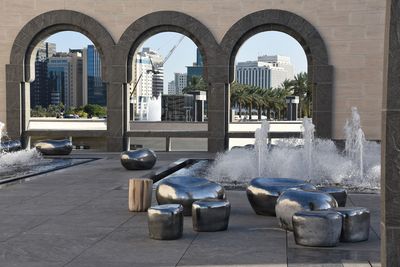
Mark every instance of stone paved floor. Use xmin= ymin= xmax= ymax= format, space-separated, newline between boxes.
xmin=0 ymin=151 xmax=380 ymax=266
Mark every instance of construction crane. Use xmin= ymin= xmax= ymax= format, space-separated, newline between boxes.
xmin=129 ymin=35 xmax=185 ymax=120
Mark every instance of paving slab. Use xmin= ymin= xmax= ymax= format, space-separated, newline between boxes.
xmin=0 ymin=151 xmax=382 ymax=266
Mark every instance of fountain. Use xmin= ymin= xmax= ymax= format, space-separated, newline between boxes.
xmin=207 ymin=107 xmax=380 ymax=191
xmin=254 ymin=120 xmax=270 ymax=176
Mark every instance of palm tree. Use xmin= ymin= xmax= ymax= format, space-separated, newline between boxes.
xmin=182 ymin=76 xmax=207 ymax=93
xmin=230 ymin=82 xmax=250 ymax=118
xmin=291 ymin=72 xmax=311 ymax=117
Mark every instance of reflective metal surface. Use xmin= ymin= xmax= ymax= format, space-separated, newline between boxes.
xmin=147 ymin=204 xmax=183 ymax=240
xmin=0 ymin=140 xmax=22 ymax=152
xmin=120 ymin=149 xmax=157 ymax=170
xmin=246 ymin=178 xmax=317 ymax=216
xmin=192 ymin=199 xmax=230 ymax=232
xmin=293 ymin=210 xmax=342 ymax=247
xmin=318 ymin=186 xmax=347 ymax=207
xmin=334 ymin=207 xmax=370 ymax=242
xmin=35 ymin=139 xmax=73 ymax=155
xmin=275 ymin=189 xmax=338 ymax=231
xmin=156 ymin=176 xmax=225 ymax=216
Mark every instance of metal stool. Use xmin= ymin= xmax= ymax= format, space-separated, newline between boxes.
xmin=293 ymin=210 xmax=342 ymax=247
xmin=275 ymin=189 xmax=338 ymax=231
xmin=192 ymin=199 xmax=231 ymax=232
xmin=334 ymin=207 xmax=370 ymax=242
xmin=148 ymin=204 xmax=183 ymax=240
xmin=318 ymin=186 xmax=347 ymax=207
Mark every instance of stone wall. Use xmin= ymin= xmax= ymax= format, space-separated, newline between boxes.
xmin=0 ymin=0 xmax=386 ymax=140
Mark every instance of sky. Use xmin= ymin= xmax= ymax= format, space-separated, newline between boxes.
xmin=46 ymin=31 xmax=307 ymax=93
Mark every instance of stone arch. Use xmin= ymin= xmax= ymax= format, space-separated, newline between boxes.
xmin=6 ymin=10 xmax=115 ymax=142
xmin=116 ymin=11 xmax=220 ymax=83
xmin=116 ymin=11 xmax=223 ymax=152
xmin=220 ymin=9 xmax=333 ymax=139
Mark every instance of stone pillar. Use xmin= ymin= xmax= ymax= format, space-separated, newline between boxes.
xmin=381 ymin=0 xmax=400 ymax=265
xmin=106 ymin=63 xmax=128 ymax=152
xmin=207 ymin=82 xmax=228 ymax=152
xmin=5 ymin=64 xmax=24 ymax=141
xmin=311 ymin=64 xmax=334 ymax=139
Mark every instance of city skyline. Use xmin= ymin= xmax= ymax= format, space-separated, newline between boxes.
xmin=46 ymin=31 xmax=307 ymax=94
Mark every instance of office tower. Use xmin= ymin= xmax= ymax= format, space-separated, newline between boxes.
xmin=82 ymin=45 xmax=106 ymax=106
xmin=186 ymin=48 xmax=203 ymax=86
xmin=174 ymin=73 xmax=187 ymax=95
xmin=236 ymin=55 xmax=294 ymax=89
xmin=30 ymin=42 xmax=56 ymax=108
xmin=167 ymin=80 xmax=176 ymax=95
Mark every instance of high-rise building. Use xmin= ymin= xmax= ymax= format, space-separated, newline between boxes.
xmin=167 ymin=80 xmax=175 ymax=95
xmin=30 ymin=42 xmax=56 ymax=108
xmin=69 ymin=49 xmax=83 ymax=107
xmin=47 ymin=51 xmax=84 ymax=109
xmin=236 ymin=55 xmax=294 ymax=89
xmin=83 ymin=45 xmax=106 ymax=106
xmin=47 ymin=54 xmax=70 ymax=107
xmin=133 ymin=47 xmax=164 ymax=117
xmin=174 ymin=73 xmax=187 ymax=95
xmin=186 ymin=48 xmax=203 ymax=86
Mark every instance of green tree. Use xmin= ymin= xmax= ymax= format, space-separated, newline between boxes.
xmin=182 ymin=76 xmax=207 ymax=93
xmin=230 ymin=82 xmax=250 ymax=118
xmin=83 ymin=104 xmax=107 ymax=117
xmin=292 ymin=72 xmax=311 ymax=117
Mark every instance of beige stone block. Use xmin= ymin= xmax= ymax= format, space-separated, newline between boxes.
xmin=333 ymin=26 xmax=366 ymax=40
xmin=349 ymin=41 xmax=384 ymax=54
xmin=4 ymin=0 xmax=35 ymax=11
xmin=128 ymin=178 xmax=153 ymax=212
xmin=349 ymin=11 xmax=386 ymax=25
xmin=328 ymin=40 xmax=351 ymax=52
xmin=302 ymin=0 xmax=335 ymax=12
xmin=34 ymin=0 xmax=64 ymax=11
xmin=333 ymin=0 xmax=367 ymax=11
xmin=366 ymin=0 xmax=387 ymax=10
xmin=365 ymin=25 xmax=385 ymax=40
xmin=153 ymin=0 xmax=184 ymax=10
xmin=94 ymin=0 xmax=125 ymax=14
xmin=331 ymin=54 xmax=366 ymax=68
xmin=316 ymin=11 xmax=350 ymax=26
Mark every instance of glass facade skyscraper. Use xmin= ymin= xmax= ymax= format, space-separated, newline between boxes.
xmin=86 ymin=45 xmax=106 ymax=106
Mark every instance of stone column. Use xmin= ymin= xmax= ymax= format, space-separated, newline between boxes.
xmin=311 ymin=64 xmax=333 ymax=139
xmin=382 ymin=0 xmax=400 ymax=265
xmin=106 ymin=62 xmax=128 ymax=152
xmin=5 ymin=64 xmax=24 ymax=141
xmin=207 ymin=62 xmax=229 ymax=152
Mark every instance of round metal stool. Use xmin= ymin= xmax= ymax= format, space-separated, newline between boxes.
xmin=293 ymin=210 xmax=342 ymax=247
xmin=148 ymin=204 xmax=183 ymax=240
xmin=334 ymin=207 xmax=370 ymax=242
xmin=192 ymin=199 xmax=231 ymax=232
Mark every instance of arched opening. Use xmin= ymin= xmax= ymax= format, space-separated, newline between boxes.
xmin=127 ymin=32 xmax=208 ymax=151
xmin=228 ymin=31 xmax=308 ymax=148
xmin=221 ymin=9 xmax=333 ymax=150
xmin=117 ymin=11 xmax=219 ymax=152
xmin=6 ymin=10 xmax=115 ymax=149
xmin=27 ymin=31 xmax=108 ymax=149
xmin=30 ymin=31 xmax=107 ymax=118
